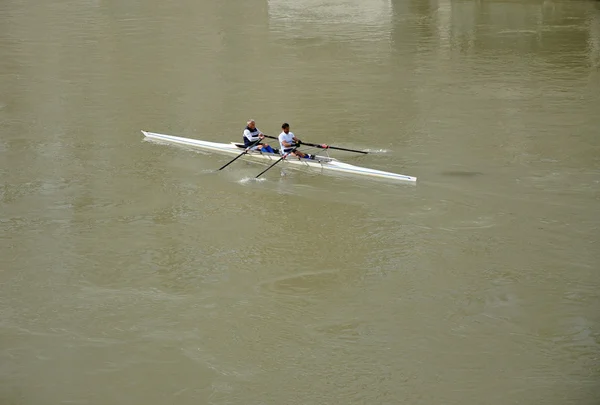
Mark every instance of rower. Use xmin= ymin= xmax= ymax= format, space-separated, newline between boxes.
xmin=278 ymin=123 xmax=322 ymax=159
xmin=243 ymin=119 xmax=275 ymax=153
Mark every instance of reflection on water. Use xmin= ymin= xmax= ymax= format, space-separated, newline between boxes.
xmin=268 ymin=0 xmax=392 ymax=29
xmin=390 ymin=0 xmax=599 ymax=61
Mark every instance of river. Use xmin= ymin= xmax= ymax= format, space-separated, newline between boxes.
xmin=1 ymin=0 xmax=599 ymax=404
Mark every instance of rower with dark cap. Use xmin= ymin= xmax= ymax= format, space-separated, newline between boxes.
xmin=278 ymin=123 xmax=326 ymax=159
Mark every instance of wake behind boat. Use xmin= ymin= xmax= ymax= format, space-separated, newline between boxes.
xmin=141 ymin=130 xmax=417 ymax=183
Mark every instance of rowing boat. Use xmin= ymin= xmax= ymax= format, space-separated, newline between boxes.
xmin=141 ymin=130 xmax=417 ymax=183
xmin=142 ymin=130 xmax=417 ymax=182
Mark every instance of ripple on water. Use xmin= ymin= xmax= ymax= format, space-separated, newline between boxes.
xmin=309 ymin=319 xmax=371 ymax=346
xmin=238 ymin=177 xmax=266 ymax=184
xmin=439 ymin=215 xmax=498 ymax=232
xmin=257 ymin=269 xmax=342 ymax=299
xmin=363 ymin=148 xmax=388 ymax=153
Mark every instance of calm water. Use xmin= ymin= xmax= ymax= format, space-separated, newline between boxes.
xmin=1 ymin=0 xmax=599 ymax=404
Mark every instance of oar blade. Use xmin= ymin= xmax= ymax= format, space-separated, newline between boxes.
xmin=326 ymin=145 xmax=368 ymax=154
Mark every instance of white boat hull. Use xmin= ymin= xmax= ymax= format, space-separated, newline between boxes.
xmin=141 ymin=131 xmax=417 ymax=183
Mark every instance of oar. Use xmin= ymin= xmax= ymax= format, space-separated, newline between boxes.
xmin=255 ymin=147 xmax=297 ymax=178
xmin=218 ymin=138 xmax=262 ymax=171
xmin=262 ymin=135 xmax=367 ymax=154
xmin=299 ymin=141 xmax=367 ymax=154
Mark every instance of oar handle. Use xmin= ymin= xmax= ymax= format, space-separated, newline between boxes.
xmin=262 ymin=135 xmax=367 ymax=154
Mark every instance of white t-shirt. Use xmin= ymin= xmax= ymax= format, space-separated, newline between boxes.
xmin=278 ymin=131 xmax=296 ymax=153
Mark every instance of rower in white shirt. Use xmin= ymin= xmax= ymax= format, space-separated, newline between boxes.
xmin=278 ymin=123 xmax=326 ymax=160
